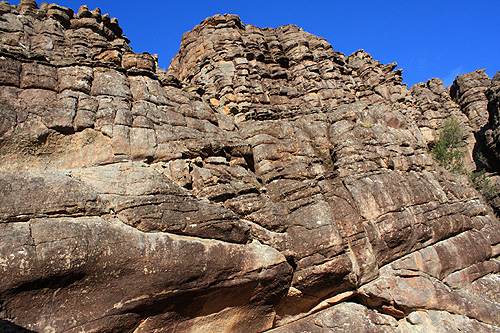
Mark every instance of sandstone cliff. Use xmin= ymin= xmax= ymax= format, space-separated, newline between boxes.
xmin=1 ymin=1 xmax=500 ymax=332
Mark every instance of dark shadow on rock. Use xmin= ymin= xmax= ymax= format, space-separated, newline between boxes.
xmin=0 ymin=320 xmax=36 ymax=333
xmin=472 ymin=123 xmax=498 ymax=172
xmin=472 ymin=122 xmax=500 ymax=218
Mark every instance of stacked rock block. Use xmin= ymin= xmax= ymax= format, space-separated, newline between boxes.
xmin=1 ymin=3 xmax=500 ymax=332
xmin=450 ymin=69 xmax=491 ymax=132
xmin=167 ymin=15 xmax=407 ymax=122
xmin=0 ymin=1 xmax=251 ymax=172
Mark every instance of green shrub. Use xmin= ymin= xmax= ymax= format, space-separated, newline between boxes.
xmin=469 ymin=170 xmax=497 ymax=202
xmin=428 ymin=118 xmax=498 ymax=207
xmin=429 ymin=117 xmax=465 ymax=172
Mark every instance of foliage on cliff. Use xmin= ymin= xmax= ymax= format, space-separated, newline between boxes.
xmin=430 ymin=117 xmax=465 ymax=172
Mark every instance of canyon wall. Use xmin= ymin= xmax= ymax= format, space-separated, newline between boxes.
xmin=1 ymin=1 xmax=500 ymax=332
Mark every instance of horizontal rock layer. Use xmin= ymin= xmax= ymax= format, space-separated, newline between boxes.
xmin=1 ymin=2 xmax=500 ymax=332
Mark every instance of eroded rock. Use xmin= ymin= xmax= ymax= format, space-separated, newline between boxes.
xmin=0 ymin=2 xmax=499 ymax=332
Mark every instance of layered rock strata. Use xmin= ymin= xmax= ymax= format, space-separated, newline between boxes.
xmin=486 ymin=72 xmax=500 ymax=164
xmin=1 ymin=2 xmax=500 ymax=332
xmin=450 ymin=69 xmax=491 ymax=132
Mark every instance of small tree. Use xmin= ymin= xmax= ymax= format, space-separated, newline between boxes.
xmin=430 ymin=117 xmax=465 ymax=172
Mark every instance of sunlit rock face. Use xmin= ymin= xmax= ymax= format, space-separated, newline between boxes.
xmin=1 ymin=2 xmax=500 ymax=332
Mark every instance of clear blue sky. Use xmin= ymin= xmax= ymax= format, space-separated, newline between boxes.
xmin=58 ymin=0 xmax=499 ymax=87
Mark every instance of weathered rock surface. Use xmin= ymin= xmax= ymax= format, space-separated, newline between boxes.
xmin=407 ymin=70 xmax=500 ymax=215
xmin=486 ymin=72 xmax=500 ymax=165
xmin=450 ymin=69 xmax=491 ymax=132
xmin=407 ymin=77 xmax=477 ymax=170
xmin=1 ymin=1 xmax=500 ymax=332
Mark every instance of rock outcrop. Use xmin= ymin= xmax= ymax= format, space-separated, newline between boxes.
xmin=486 ymin=72 xmax=500 ymax=165
xmin=407 ymin=77 xmax=477 ymax=170
xmin=450 ymin=69 xmax=491 ymax=132
xmin=1 ymin=2 xmax=500 ymax=332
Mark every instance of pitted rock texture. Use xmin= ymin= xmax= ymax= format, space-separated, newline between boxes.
xmin=1 ymin=2 xmax=500 ymax=332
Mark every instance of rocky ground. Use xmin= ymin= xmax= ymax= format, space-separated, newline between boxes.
xmin=1 ymin=1 xmax=500 ymax=332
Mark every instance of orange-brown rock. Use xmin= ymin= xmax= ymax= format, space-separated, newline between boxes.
xmin=1 ymin=1 xmax=500 ymax=332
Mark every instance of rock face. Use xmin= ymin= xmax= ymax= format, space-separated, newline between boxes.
xmin=1 ymin=2 xmax=500 ymax=332
xmin=486 ymin=72 xmax=500 ymax=164
xmin=407 ymin=77 xmax=477 ymax=169
xmin=450 ymin=69 xmax=491 ymax=132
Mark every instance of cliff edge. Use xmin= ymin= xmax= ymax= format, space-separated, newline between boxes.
xmin=1 ymin=1 xmax=500 ymax=332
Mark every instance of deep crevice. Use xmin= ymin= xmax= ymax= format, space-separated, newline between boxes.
xmin=285 ymin=255 xmax=297 ymax=271
xmin=11 ymin=272 xmax=87 ymax=294
xmin=243 ymin=152 xmax=256 ymax=173
xmin=354 ymin=293 xmax=406 ymax=320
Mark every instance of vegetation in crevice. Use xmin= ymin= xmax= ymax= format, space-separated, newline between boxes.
xmin=429 ymin=117 xmax=499 ymax=210
xmin=469 ymin=170 xmax=497 ymax=203
xmin=429 ymin=117 xmax=466 ymax=173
